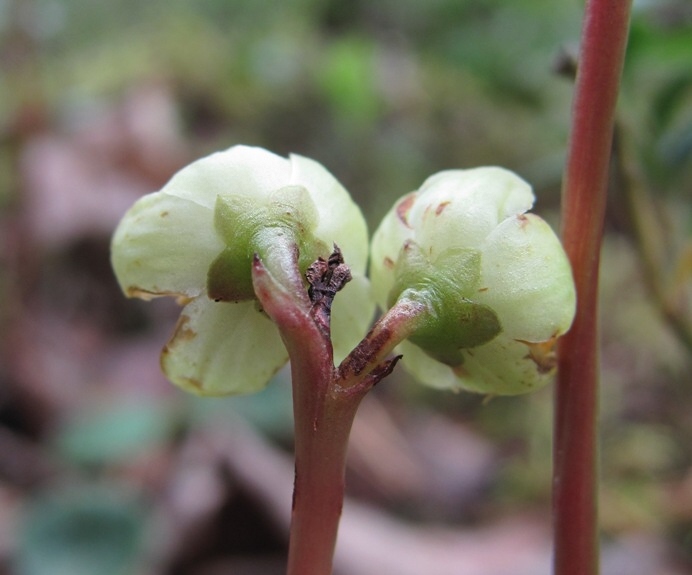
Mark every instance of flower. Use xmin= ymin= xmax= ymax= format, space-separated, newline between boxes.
xmin=370 ymin=167 xmax=576 ymax=395
xmin=111 ymin=145 xmax=373 ymax=396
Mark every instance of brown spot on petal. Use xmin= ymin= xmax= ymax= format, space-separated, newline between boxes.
xmin=126 ymin=286 xmax=156 ymax=300
xmin=452 ymin=363 xmax=472 ymax=378
xmin=396 ymin=193 xmax=416 ymax=228
xmin=160 ymin=211 xmax=169 ymax=217
xmin=477 ymin=287 xmax=489 ymax=292
xmin=178 ymin=377 xmax=203 ymax=391
xmin=383 ymin=256 xmax=395 ymax=269
xmin=516 ymin=336 xmax=558 ymax=374
xmin=127 ymin=287 xmax=195 ymax=307
xmin=517 ymin=213 xmax=530 ymax=229
xmin=173 ymin=315 xmax=197 ymax=342
xmin=435 ymin=201 xmax=451 ymax=215
xmin=176 ymin=325 xmax=197 ymax=342
xmin=161 ymin=314 xmax=198 ymax=366
xmin=127 ymin=286 xmax=188 ymax=302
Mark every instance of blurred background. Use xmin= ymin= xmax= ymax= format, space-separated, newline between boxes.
xmin=1 ymin=0 xmax=691 ymax=574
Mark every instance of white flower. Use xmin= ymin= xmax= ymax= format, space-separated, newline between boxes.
xmin=370 ymin=167 xmax=576 ymax=395
xmin=112 ymin=145 xmax=373 ymax=395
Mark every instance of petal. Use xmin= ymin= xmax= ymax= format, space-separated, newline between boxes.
xmin=289 ymin=154 xmax=369 ymax=272
xmin=411 ymin=167 xmax=535 ymax=254
xmin=164 ymin=145 xmax=292 ymax=208
xmin=397 ymin=340 xmax=459 ymax=390
xmin=369 ymin=193 xmax=416 ymax=308
xmin=161 ymin=297 xmax=289 ymax=396
xmin=417 ymin=167 xmax=535 ymax=221
xmin=399 ymin=334 xmax=556 ymax=396
xmin=331 ymin=273 xmax=376 ymax=364
xmin=111 ymin=191 xmax=223 ymax=299
xmin=459 ymin=334 xmax=555 ymax=395
xmin=475 ymin=213 xmax=576 ymax=341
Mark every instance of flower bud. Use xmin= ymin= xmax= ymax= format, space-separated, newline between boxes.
xmin=370 ymin=167 xmax=576 ymax=395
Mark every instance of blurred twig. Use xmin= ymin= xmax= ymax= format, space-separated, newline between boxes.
xmin=612 ymin=125 xmax=692 ymax=355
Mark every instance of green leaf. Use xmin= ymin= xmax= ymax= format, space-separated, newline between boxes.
xmin=55 ymin=402 xmax=174 ymax=466
xmin=650 ymin=72 xmax=692 ymax=136
xmin=318 ymin=35 xmax=380 ymax=127
xmin=17 ymin=488 xmax=144 ymax=575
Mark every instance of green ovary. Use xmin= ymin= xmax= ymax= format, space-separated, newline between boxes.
xmin=207 ymin=187 xmax=327 ymax=302
xmin=390 ymin=242 xmax=502 ymax=367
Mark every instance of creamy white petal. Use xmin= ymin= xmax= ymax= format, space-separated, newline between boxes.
xmin=369 ymin=192 xmax=416 ymax=308
xmin=164 ymin=145 xmax=293 ymax=208
xmin=475 ymin=213 xmax=576 ymax=341
xmin=397 ymin=341 xmax=459 ymax=390
xmin=411 ymin=167 xmax=535 ymax=254
xmin=331 ymin=274 xmax=376 ymax=364
xmin=459 ymin=334 xmax=555 ymax=395
xmin=111 ymin=191 xmax=223 ymax=299
xmin=161 ymin=297 xmax=289 ymax=396
xmin=289 ymin=154 xmax=369 ymax=271
xmin=399 ymin=333 xmax=555 ymax=396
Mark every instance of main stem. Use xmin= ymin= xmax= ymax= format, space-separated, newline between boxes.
xmin=285 ymin=297 xmax=425 ymax=575
xmin=554 ymin=2 xmax=631 ymax=575
xmin=253 ymin=249 xmax=424 ymax=575
xmin=287 ymin=360 xmax=362 ymax=575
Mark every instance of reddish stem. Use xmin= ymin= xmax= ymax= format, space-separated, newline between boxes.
xmin=252 ymin=254 xmax=347 ymax=575
xmin=252 ymin=252 xmax=415 ymax=575
xmin=554 ymin=1 xmax=632 ymax=574
xmin=287 ymin=369 xmax=363 ymax=575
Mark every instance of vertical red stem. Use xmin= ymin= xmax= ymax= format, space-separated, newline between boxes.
xmin=554 ymin=2 xmax=632 ymax=575
xmin=287 ymin=378 xmax=362 ymax=575
xmin=252 ymin=254 xmax=376 ymax=575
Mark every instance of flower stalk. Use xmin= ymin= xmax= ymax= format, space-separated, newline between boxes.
xmin=554 ymin=1 xmax=632 ymax=574
xmin=252 ymin=247 xmax=405 ymax=575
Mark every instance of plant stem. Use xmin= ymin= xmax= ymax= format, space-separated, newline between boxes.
xmin=252 ymin=253 xmax=346 ymax=575
xmin=287 ymin=363 xmax=363 ymax=575
xmin=554 ymin=1 xmax=632 ymax=574
xmin=338 ymin=295 xmax=428 ymax=384
xmin=252 ymin=250 xmax=420 ymax=575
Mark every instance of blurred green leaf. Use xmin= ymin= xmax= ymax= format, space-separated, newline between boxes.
xmin=17 ymin=488 xmax=145 ymax=575
xmin=55 ymin=401 xmax=175 ymax=466
xmin=317 ymin=35 xmax=381 ymax=127
xmin=658 ymin=120 xmax=692 ymax=171
xmin=191 ymin=373 xmax=294 ymax=440
xmin=626 ymin=17 xmax=692 ymax=71
xmin=650 ymin=73 xmax=692 ymax=135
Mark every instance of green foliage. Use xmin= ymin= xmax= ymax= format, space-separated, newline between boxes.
xmin=622 ymin=3 xmax=692 ymax=186
xmin=317 ymin=35 xmax=380 ymax=128
xmin=55 ymin=402 xmax=175 ymax=467
xmin=191 ymin=373 xmax=295 ymax=440
xmin=17 ymin=488 xmax=145 ymax=575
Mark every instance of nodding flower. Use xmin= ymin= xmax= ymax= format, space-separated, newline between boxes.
xmin=111 ymin=145 xmax=373 ymax=396
xmin=370 ymin=167 xmax=576 ymax=395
